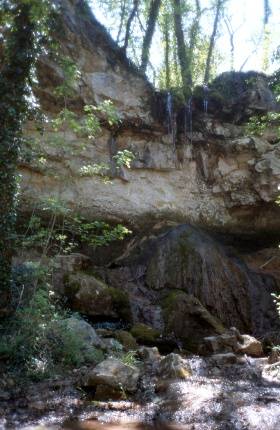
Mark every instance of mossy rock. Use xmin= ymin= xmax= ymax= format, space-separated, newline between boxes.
xmin=94 ymin=384 xmax=127 ymax=401
xmin=108 ymin=287 xmax=132 ymax=322
xmin=161 ymin=291 xmax=225 ymax=352
xmin=130 ymin=323 xmax=161 ymax=343
xmin=63 ymin=272 xmax=132 ymax=322
xmin=114 ymin=330 xmax=138 ymax=351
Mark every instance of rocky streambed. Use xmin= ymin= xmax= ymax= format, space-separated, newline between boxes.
xmin=2 ymin=329 xmax=280 ymax=430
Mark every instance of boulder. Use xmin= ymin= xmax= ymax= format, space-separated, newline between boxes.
xmin=202 ymin=330 xmax=240 ymax=354
xmin=102 ymin=338 xmax=123 ymax=352
xmin=48 ymin=316 xmax=105 ymax=363
xmin=63 ymin=317 xmax=105 ymax=349
xmin=52 ymin=254 xmax=91 ymax=293
xmin=161 ymin=291 xmax=225 ymax=351
xmin=108 ymin=224 xmax=280 ymax=340
xmin=158 ymin=353 xmax=192 ymax=380
xmin=202 ymin=328 xmax=263 ymax=358
xmin=114 ymin=330 xmax=138 ymax=351
xmin=268 ymin=348 xmax=280 ymax=365
xmin=236 ymin=334 xmax=263 ymax=357
xmin=64 ymin=272 xmax=131 ymax=321
xmin=138 ymin=346 xmax=161 ymax=363
xmin=85 ymin=358 xmax=140 ymax=396
xmin=130 ymin=323 xmax=161 ymax=344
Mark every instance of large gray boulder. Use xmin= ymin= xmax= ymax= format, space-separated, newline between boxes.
xmin=158 ymin=353 xmax=192 ymax=380
xmin=85 ymin=358 xmax=140 ymax=395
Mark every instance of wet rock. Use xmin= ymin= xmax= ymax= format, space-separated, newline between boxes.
xmin=158 ymin=353 xmax=192 ymax=380
xmin=236 ymin=334 xmax=263 ymax=357
xmin=202 ymin=328 xmax=263 ymax=357
xmin=130 ymin=323 xmax=161 ymax=344
xmin=268 ymin=347 xmax=280 ymax=364
xmin=28 ymin=400 xmax=46 ymax=411
xmin=263 ymin=361 xmax=280 ymax=380
xmin=210 ymin=352 xmax=238 ymax=366
xmin=94 ymin=384 xmax=127 ymax=401
xmin=138 ymin=346 xmax=161 ymax=362
xmin=202 ymin=333 xmax=238 ymax=354
xmin=85 ymin=358 xmax=140 ymax=395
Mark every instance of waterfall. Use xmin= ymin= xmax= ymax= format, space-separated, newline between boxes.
xmin=166 ymin=92 xmax=176 ymax=151
xmin=184 ymin=96 xmax=193 ymax=144
xmin=166 ymin=91 xmax=172 ymax=135
xmin=203 ymin=83 xmax=209 ymax=114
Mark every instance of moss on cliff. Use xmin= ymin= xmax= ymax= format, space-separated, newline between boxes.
xmin=130 ymin=323 xmax=161 ymax=343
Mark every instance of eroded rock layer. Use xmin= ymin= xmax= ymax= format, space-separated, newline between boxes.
xmin=19 ymin=0 xmax=280 ymax=237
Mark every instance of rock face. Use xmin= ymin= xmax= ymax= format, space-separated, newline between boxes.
xmin=13 ymin=0 xmax=280 ymax=348
xmin=18 ymin=0 xmax=280 ymax=236
xmin=105 ymin=224 xmax=280 ymax=338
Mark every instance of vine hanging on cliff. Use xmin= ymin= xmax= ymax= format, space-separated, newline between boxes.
xmin=0 ymin=0 xmax=52 ymax=316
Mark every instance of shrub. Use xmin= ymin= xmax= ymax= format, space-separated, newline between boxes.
xmin=0 ymin=265 xmax=103 ymax=379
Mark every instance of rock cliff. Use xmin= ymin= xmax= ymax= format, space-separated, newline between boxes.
xmin=19 ymin=0 xmax=280 ymax=237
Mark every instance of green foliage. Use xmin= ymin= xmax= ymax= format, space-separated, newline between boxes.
xmin=52 ymin=108 xmax=83 ymax=134
xmin=66 ymin=218 xmax=132 ymax=249
xmin=0 ymin=262 xmax=104 ymax=379
xmin=113 ymin=149 xmax=135 ymax=168
xmin=79 ymin=149 xmax=135 ymax=181
xmin=246 ymin=112 xmax=280 ymax=138
xmin=272 ymin=292 xmax=280 ymax=318
xmin=83 ymin=105 xmax=102 ymax=138
xmin=119 ymin=350 xmax=139 ymax=367
xmin=54 ymin=56 xmax=81 ymax=98
xmin=79 ymin=163 xmax=110 ymax=180
xmin=17 ymin=198 xmax=132 ymax=255
xmin=94 ymin=100 xmax=121 ymax=126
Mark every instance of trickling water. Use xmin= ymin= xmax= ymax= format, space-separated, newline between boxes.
xmin=5 ymin=356 xmax=280 ymax=430
xmin=166 ymin=92 xmax=172 ymax=135
xmin=203 ymin=83 xmax=209 ymax=114
xmin=63 ymin=357 xmax=280 ymax=430
xmin=184 ymin=97 xmax=193 ymax=144
xmin=166 ymin=92 xmax=176 ymax=151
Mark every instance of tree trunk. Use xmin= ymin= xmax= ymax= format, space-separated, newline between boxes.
xmin=0 ymin=4 xmax=35 ymax=316
xmin=122 ymin=0 xmax=139 ymax=53
xmin=117 ymin=0 xmax=127 ymax=44
xmin=163 ymin=13 xmax=171 ymax=88
xmin=173 ymin=0 xmax=192 ymax=99
xmin=263 ymin=0 xmax=271 ymax=26
xmin=188 ymin=0 xmax=201 ymax=70
xmin=204 ymin=0 xmax=223 ymax=84
xmin=140 ymin=0 xmax=162 ymax=74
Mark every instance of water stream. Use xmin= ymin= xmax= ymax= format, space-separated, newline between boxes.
xmin=11 ymin=356 xmax=280 ymax=430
